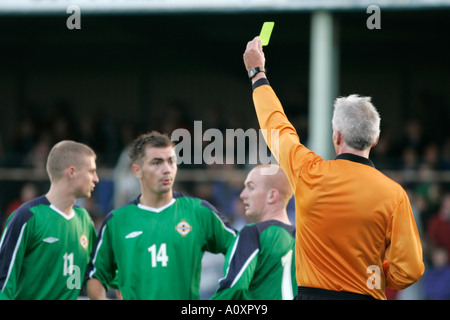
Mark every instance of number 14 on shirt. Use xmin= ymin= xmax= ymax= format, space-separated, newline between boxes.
xmin=148 ymin=243 xmax=169 ymax=267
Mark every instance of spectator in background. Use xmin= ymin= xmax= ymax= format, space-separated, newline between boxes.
xmin=401 ymin=119 xmax=426 ymax=154
xmin=113 ymin=144 xmax=140 ymax=208
xmin=427 ymin=192 xmax=450 ymax=259
xmin=4 ymin=182 xmax=39 ymax=219
xmin=11 ymin=116 xmax=37 ymax=166
xmin=423 ymin=246 xmax=450 ymax=300
xmin=422 ymin=143 xmax=440 ymax=170
xmin=415 ymin=164 xmax=442 ymax=227
xmin=441 ymin=137 xmax=450 ymax=171
xmin=112 ymin=122 xmax=141 ymax=208
xmin=405 ymin=188 xmax=425 ymax=238
xmin=211 ymin=164 xmax=243 ymax=221
xmin=22 ymin=132 xmax=52 ymax=170
xmin=400 ymin=147 xmax=419 ymax=183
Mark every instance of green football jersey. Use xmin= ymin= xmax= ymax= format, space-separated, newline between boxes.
xmin=87 ymin=192 xmax=236 ymax=300
xmin=0 ymin=195 xmax=97 ymax=300
xmin=211 ymin=220 xmax=296 ymax=300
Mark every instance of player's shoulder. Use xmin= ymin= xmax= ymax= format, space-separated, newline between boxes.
xmin=111 ymin=197 xmax=141 ymax=215
xmin=173 ymin=191 xmax=235 ymax=230
xmin=73 ymin=204 xmax=90 ymax=216
xmin=96 ymin=197 xmax=139 ymax=228
xmin=12 ymin=195 xmax=49 ymax=219
xmin=241 ymin=221 xmax=295 ymax=254
xmin=19 ymin=195 xmax=49 ymax=211
xmin=238 ymin=222 xmax=260 ymax=239
xmin=173 ymin=191 xmax=219 ymax=214
xmin=245 ymin=220 xmax=295 ymax=238
xmin=4 ymin=195 xmax=49 ymax=229
xmin=72 ymin=205 xmax=97 ymax=226
xmin=257 ymin=219 xmax=294 ymax=231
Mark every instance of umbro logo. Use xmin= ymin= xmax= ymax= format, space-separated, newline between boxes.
xmin=125 ymin=231 xmax=143 ymax=239
xmin=43 ymin=237 xmax=59 ymax=243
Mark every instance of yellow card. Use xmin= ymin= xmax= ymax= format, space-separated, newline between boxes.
xmin=259 ymin=22 xmax=275 ymax=46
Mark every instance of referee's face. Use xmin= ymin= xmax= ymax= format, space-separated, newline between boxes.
xmin=137 ymin=145 xmax=178 ymax=196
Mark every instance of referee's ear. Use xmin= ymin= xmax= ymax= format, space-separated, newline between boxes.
xmin=333 ymin=130 xmax=342 ymax=146
xmin=371 ymin=136 xmax=380 ymax=148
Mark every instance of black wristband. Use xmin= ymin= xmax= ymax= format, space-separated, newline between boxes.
xmin=252 ymin=78 xmax=270 ymax=91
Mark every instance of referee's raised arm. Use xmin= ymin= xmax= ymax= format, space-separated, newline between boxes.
xmin=243 ymin=37 xmax=313 ymax=195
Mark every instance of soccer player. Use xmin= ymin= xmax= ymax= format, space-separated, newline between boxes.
xmin=211 ymin=164 xmax=296 ymax=300
xmin=243 ymin=37 xmax=424 ymax=300
xmin=86 ymin=131 xmax=236 ymax=300
xmin=0 ymin=140 xmax=99 ymax=300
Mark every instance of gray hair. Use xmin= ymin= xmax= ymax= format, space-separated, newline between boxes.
xmin=332 ymin=94 xmax=381 ymax=150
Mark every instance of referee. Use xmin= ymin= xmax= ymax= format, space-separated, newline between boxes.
xmin=243 ymin=37 xmax=424 ymax=300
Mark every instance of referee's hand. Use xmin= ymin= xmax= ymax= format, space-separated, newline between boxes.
xmin=243 ymin=37 xmax=266 ymax=73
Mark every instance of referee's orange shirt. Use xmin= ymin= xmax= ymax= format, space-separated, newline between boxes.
xmin=253 ymin=81 xmax=424 ymax=300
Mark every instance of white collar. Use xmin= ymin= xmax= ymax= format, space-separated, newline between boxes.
xmin=137 ymin=198 xmax=176 ymax=213
xmin=50 ymin=204 xmax=75 ymax=220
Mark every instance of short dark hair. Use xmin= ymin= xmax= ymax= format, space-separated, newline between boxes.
xmin=128 ymin=131 xmax=174 ymax=164
xmin=46 ymin=140 xmax=96 ymax=182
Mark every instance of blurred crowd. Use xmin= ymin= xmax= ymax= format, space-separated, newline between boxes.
xmin=0 ymin=102 xmax=449 ymax=300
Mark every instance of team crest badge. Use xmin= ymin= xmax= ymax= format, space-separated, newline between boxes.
xmin=80 ymin=233 xmax=89 ymax=249
xmin=175 ymin=220 xmax=192 ymax=237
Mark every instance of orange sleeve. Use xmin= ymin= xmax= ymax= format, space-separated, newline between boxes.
xmin=384 ymin=193 xmax=425 ymax=289
xmin=252 ymin=82 xmax=322 ymax=193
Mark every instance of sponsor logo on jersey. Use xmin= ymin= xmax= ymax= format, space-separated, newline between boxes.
xmin=80 ymin=233 xmax=89 ymax=249
xmin=125 ymin=231 xmax=143 ymax=239
xmin=175 ymin=220 xmax=192 ymax=237
xmin=43 ymin=237 xmax=59 ymax=243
